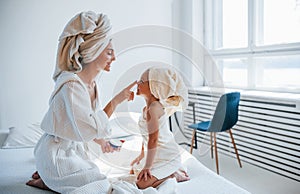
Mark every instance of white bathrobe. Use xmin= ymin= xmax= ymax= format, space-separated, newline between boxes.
xmin=34 ymin=71 xmax=111 ymax=194
xmin=138 ymin=113 xmax=185 ymax=180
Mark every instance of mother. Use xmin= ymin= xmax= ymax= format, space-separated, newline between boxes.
xmin=26 ymin=11 xmax=136 ymax=193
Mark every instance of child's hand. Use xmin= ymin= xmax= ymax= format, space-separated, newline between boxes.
xmin=137 ymin=168 xmax=152 ymax=181
xmin=130 ymin=151 xmax=144 ymax=166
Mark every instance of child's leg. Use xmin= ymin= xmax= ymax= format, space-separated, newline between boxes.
xmin=151 ymin=176 xmax=172 ymax=188
xmin=171 ymin=170 xmax=190 ymax=182
xmin=136 ymin=175 xmax=173 ymax=189
xmin=136 ymin=169 xmax=190 ymax=189
xmin=136 ymin=176 xmax=158 ymax=189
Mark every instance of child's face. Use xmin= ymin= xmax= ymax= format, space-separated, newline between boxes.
xmin=136 ymin=71 xmax=150 ymax=97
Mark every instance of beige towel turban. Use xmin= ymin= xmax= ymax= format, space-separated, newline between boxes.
xmin=149 ymin=67 xmax=188 ymax=116
xmin=53 ymin=11 xmax=112 ymax=81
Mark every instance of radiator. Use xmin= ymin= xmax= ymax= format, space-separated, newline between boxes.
xmin=183 ymin=88 xmax=300 ymax=181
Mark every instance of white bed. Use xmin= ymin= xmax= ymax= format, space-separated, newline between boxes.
xmin=0 ymin=113 xmax=251 ymax=194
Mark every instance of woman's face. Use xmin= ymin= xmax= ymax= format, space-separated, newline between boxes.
xmin=137 ymin=71 xmax=150 ymax=97
xmin=93 ymin=42 xmax=116 ymax=72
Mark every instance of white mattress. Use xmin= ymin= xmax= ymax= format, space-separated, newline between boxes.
xmin=0 ymin=132 xmax=250 ymax=194
xmin=0 ymin=147 xmax=53 ymax=194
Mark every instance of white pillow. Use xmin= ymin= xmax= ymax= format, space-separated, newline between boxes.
xmin=1 ymin=123 xmax=43 ymax=149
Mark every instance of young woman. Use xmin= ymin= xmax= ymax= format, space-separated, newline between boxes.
xmin=26 ymin=11 xmax=136 ymax=193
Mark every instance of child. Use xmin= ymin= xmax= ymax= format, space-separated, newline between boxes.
xmin=131 ymin=67 xmax=190 ymax=189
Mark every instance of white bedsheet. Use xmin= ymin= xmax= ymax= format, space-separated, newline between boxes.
xmin=0 ymin=133 xmax=250 ymax=194
xmin=0 ymin=147 xmax=53 ymax=194
xmin=93 ymin=136 xmax=250 ymax=194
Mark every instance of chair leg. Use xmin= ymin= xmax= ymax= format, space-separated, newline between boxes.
xmin=229 ymin=129 xmax=242 ymax=168
xmin=210 ymin=133 xmax=213 ymax=159
xmin=213 ymin=132 xmax=219 ymax=174
xmin=190 ymin=129 xmax=196 ymax=154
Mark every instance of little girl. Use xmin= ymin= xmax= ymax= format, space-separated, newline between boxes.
xmin=131 ymin=67 xmax=190 ymax=189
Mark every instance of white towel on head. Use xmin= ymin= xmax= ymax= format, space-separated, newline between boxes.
xmin=53 ymin=11 xmax=112 ymax=81
xmin=149 ymin=67 xmax=188 ymax=116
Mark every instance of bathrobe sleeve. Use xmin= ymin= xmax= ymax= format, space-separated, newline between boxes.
xmin=41 ymin=80 xmax=111 ymax=142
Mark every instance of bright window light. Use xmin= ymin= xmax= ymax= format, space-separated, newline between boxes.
xmin=206 ymin=0 xmax=300 ymax=93
xmin=255 ymin=55 xmax=300 ymax=89
xmin=261 ymin=0 xmax=300 ymax=45
xmin=221 ymin=0 xmax=248 ymax=49
xmin=217 ymin=58 xmax=248 ymax=87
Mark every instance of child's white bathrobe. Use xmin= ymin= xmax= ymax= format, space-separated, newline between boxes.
xmin=34 ymin=71 xmax=112 ymax=194
xmin=138 ymin=113 xmax=185 ymax=180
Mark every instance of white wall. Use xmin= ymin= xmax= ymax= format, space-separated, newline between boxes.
xmin=172 ymin=0 xmax=205 ymax=87
xmin=0 ymin=0 xmax=175 ymax=129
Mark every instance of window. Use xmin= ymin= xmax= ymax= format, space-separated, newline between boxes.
xmin=260 ymin=0 xmax=300 ymax=45
xmin=215 ymin=0 xmax=248 ymax=49
xmin=205 ymin=0 xmax=300 ymax=93
xmin=216 ymin=58 xmax=248 ymax=87
xmin=254 ymin=55 xmax=300 ymax=90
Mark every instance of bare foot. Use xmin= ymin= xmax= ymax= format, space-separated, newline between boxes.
xmin=129 ymin=168 xmax=134 ymax=174
xmin=26 ymin=178 xmax=51 ymax=191
xmin=32 ymin=171 xmax=40 ymax=179
xmin=171 ymin=171 xmax=190 ymax=182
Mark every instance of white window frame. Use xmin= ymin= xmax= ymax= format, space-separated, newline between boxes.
xmin=204 ymin=0 xmax=300 ymax=93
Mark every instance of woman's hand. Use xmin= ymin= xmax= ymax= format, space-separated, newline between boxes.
xmin=104 ymin=81 xmax=137 ymax=118
xmin=93 ymin=139 xmax=120 ymax=153
xmin=137 ymin=168 xmax=152 ymax=181
xmin=113 ymin=81 xmax=137 ymax=104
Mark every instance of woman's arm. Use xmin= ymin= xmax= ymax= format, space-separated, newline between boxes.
xmin=96 ymin=81 xmax=137 ymax=152
xmin=103 ymin=81 xmax=136 ymax=118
